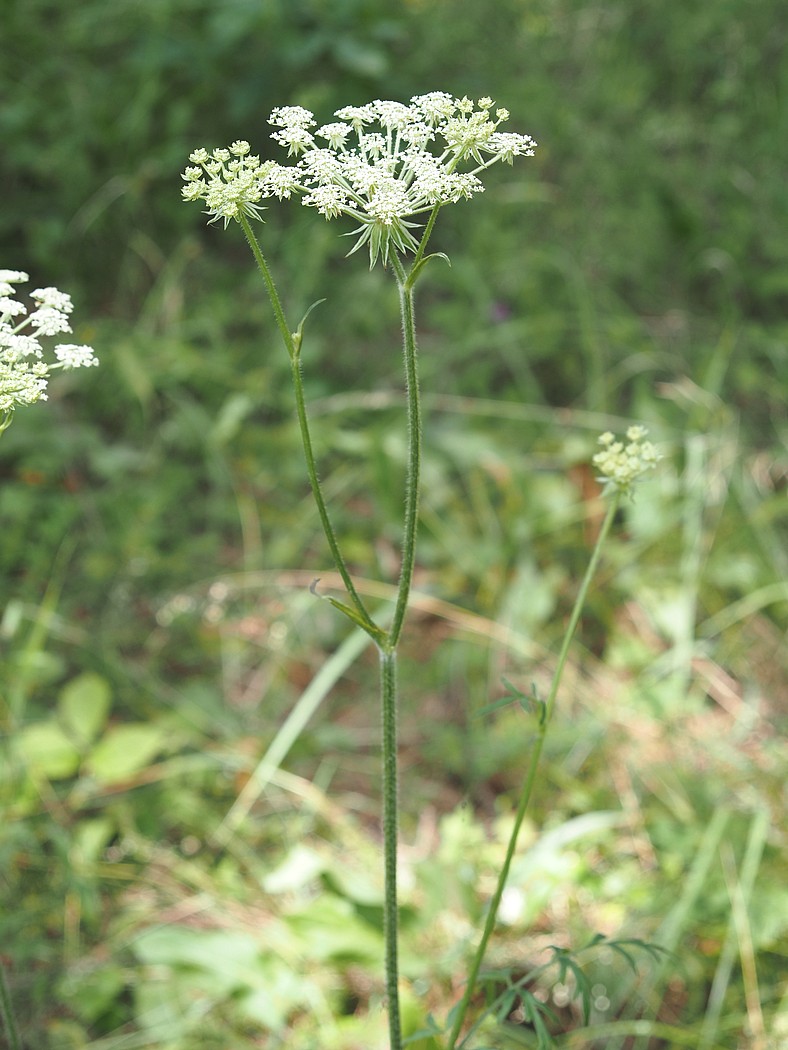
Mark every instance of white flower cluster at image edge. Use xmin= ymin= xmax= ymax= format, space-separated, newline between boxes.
xmin=182 ymin=92 xmax=537 ymax=265
xmin=0 ymin=270 xmax=98 ymax=426
xmin=593 ymin=426 xmax=662 ymax=496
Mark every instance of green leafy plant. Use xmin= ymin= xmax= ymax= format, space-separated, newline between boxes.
xmin=0 ymin=274 xmax=99 ymax=1047
xmin=181 ymin=92 xmax=661 ymax=1049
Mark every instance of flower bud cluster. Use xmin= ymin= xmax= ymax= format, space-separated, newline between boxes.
xmin=0 ymin=270 xmax=98 ymax=431
xmin=181 ymin=141 xmax=300 ymax=228
xmin=593 ymin=426 xmax=661 ymax=496
xmin=183 ymin=93 xmax=537 ymax=266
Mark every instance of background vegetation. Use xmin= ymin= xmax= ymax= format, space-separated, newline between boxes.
xmin=1 ymin=0 xmax=786 ymax=1046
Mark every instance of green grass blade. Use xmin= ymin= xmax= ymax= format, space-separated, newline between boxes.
xmin=210 ymin=626 xmax=375 ymax=846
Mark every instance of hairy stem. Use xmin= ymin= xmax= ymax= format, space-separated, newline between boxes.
xmin=388 ymin=252 xmax=423 ymax=649
xmin=380 ymin=646 xmax=402 ymax=1050
xmin=287 ymin=352 xmax=377 ymax=630
xmin=411 ymin=203 xmax=442 ymax=270
xmin=377 ymin=249 xmax=427 ymax=1050
xmin=447 ymin=496 xmax=620 ymax=1048
xmin=239 ymin=215 xmax=295 ymax=357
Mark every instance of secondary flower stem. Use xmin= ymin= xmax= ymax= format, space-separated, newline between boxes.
xmin=240 ymin=215 xmax=295 ymax=356
xmin=240 ymin=217 xmax=375 ymax=633
xmin=288 ymin=353 xmax=377 ymax=630
xmin=411 ymin=204 xmax=442 ymax=270
xmin=380 ymin=646 xmax=402 ymax=1050
xmin=446 ymin=496 xmax=621 ymax=1049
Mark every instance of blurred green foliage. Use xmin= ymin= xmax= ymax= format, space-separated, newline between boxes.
xmin=1 ymin=0 xmax=787 ymax=1047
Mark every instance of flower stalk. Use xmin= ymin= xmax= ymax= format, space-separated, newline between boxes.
xmin=446 ymin=496 xmax=621 ymax=1049
xmin=380 ymin=647 xmax=402 ymax=1049
xmin=182 ymin=93 xmax=542 ymax=1050
xmin=239 ymin=215 xmax=378 ymax=636
xmin=388 ymin=251 xmax=423 ymax=650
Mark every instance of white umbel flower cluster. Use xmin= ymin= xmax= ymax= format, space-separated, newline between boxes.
xmin=593 ymin=426 xmax=661 ymax=496
xmin=183 ymin=93 xmax=537 ymax=266
xmin=0 ymin=270 xmax=98 ymax=433
xmin=181 ymin=141 xmax=301 ymax=228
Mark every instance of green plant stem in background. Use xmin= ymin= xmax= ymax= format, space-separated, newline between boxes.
xmin=0 ymin=961 xmax=21 ymax=1050
xmin=446 ymin=496 xmax=621 ymax=1049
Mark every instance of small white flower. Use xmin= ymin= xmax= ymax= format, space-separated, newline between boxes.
xmin=410 ymin=91 xmax=456 ymax=125
xmin=262 ymin=163 xmax=302 ymax=200
xmin=269 ymin=106 xmax=316 ymax=129
xmin=316 ymin=122 xmax=352 ymax=149
xmin=592 ymin=427 xmax=662 ymax=496
xmin=0 ymin=272 xmax=97 ymax=432
xmin=0 ymin=297 xmax=27 ymax=318
xmin=486 ymin=131 xmax=537 ymax=163
xmin=302 ymin=183 xmax=351 ymax=219
xmin=334 ymin=104 xmax=378 ymax=132
xmin=0 ymin=333 xmax=42 ymax=359
xmin=54 ymin=344 xmax=99 ymax=369
xmin=30 ymin=307 xmax=72 ymax=336
xmin=371 ymin=100 xmax=413 ymax=130
xmin=180 ymin=148 xmax=280 ymax=227
xmin=31 ymin=287 xmax=74 ymax=313
xmin=0 ymin=360 xmax=50 ymax=413
xmin=271 ymin=124 xmax=315 ymax=157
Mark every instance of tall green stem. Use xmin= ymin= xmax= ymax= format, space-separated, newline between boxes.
xmin=446 ymin=497 xmax=620 ymax=1049
xmin=380 ymin=647 xmax=402 ymax=1050
xmin=288 ymin=351 xmax=375 ymax=630
xmin=239 ymin=216 xmax=374 ymax=632
xmin=240 ymin=217 xmax=426 ymax=1050
xmin=388 ymin=252 xmax=423 ymax=649
xmin=376 ymin=249 xmax=426 ymax=1050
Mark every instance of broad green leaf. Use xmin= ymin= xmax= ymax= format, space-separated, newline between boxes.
xmin=59 ymin=672 xmax=112 ymax=748
xmin=322 ymin=859 xmax=382 ymax=906
xmin=133 ymin=926 xmax=318 ymax=1032
xmin=17 ymin=721 xmax=81 ymax=779
xmin=72 ymin=818 xmax=115 ymax=866
xmin=134 ymin=926 xmax=259 ymax=984
xmin=86 ymin=724 xmax=168 ymax=783
xmin=285 ymin=894 xmax=383 ymax=964
xmin=263 ymin=843 xmax=324 ymax=894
